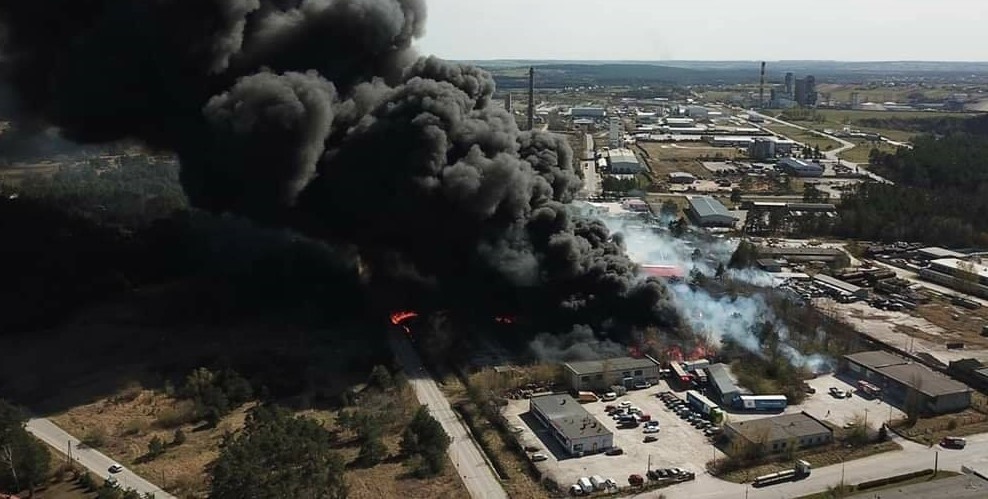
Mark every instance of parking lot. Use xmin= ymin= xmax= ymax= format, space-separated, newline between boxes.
xmin=503 ymin=373 xmax=905 ymax=489
xmin=504 ymin=379 xmax=723 ymax=488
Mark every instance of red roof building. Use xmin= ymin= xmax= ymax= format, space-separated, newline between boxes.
xmin=640 ymin=265 xmax=685 ymax=280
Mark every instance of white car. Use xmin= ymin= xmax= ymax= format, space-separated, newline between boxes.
xmin=601 ymin=392 xmax=617 ymax=401
xmin=531 ymin=453 xmax=548 ymax=462
xmin=618 ymin=401 xmax=632 ymax=408
xmin=108 ymin=464 xmax=124 ymax=474
xmin=643 ymin=426 xmax=660 ymax=434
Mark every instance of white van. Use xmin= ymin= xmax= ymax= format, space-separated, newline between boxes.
xmin=578 ymin=477 xmax=594 ymax=494
xmin=590 ymin=475 xmax=606 ymax=491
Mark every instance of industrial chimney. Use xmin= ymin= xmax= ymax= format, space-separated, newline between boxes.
xmin=527 ymin=66 xmax=535 ymax=131
xmin=759 ymin=61 xmax=766 ymax=108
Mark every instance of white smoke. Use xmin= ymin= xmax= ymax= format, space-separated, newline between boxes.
xmin=599 ymin=211 xmax=831 ymax=370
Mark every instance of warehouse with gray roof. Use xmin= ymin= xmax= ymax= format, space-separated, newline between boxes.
xmin=724 ymin=412 xmax=832 ymax=455
xmin=706 ymin=363 xmax=742 ymax=405
xmin=529 ymin=393 xmax=613 ymax=456
xmin=842 ymin=351 xmax=972 ymax=414
xmin=564 ymin=356 xmax=661 ymax=391
xmin=686 ymin=196 xmax=738 ymax=227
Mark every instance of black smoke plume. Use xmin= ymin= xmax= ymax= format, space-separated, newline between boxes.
xmin=0 ymin=0 xmax=678 ymax=335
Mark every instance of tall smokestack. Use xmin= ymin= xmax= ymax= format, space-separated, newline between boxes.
xmin=527 ymin=66 xmax=535 ymax=131
xmin=759 ymin=61 xmax=766 ymax=108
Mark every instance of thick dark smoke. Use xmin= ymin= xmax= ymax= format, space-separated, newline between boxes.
xmin=0 ymin=0 xmax=678 ymax=334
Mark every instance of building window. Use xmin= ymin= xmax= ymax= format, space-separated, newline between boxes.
xmin=634 ymin=370 xmax=643 ymax=376
xmin=595 ymin=374 xmax=603 ymax=380
xmin=621 ymin=372 xmax=631 ymax=377
xmin=573 ymin=444 xmax=584 ymax=453
xmin=772 ymin=443 xmax=779 ymax=450
xmin=581 ymin=376 xmax=589 ymax=383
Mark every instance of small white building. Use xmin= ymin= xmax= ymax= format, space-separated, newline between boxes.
xmin=530 ymin=394 xmax=613 ymax=456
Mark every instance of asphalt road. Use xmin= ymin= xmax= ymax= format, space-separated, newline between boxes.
xmin=388 ymin=330 xmax=508 ymax=499
xmin=629 ymin=432 xmax=988 ymax=499
xmin=26 ymin=418 xmax=175 ymax=498
xmin=747 ymin=109 xmax=892 ymax=185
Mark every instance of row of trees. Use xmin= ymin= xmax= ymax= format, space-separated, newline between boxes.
xmin=0 ymin=400 xmax=50 ymax=495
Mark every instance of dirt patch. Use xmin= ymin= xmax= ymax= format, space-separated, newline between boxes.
xmin=894 ymin=394 xmax=988 ymax=446
xmin=714 ymin=440 xmax=903 ymax=483
xmin=51 ymin=389 xmax=243 ymax=497
xmin=913 ymin=298 xmax=988 ymax=349
xmin=50 ymin=384 xmax=469 ymax=499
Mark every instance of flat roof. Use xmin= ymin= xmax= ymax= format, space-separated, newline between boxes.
xmin=530 ymin=394 xmax=612 ymax=442
xmin=688 ymin=196 xmax=733 ymax=219
xmin=668 ymin=171 xmax=696 ymax=178
xmin=565 ymin=357 xmax=659 ymax=376
xmin=846 ymin=351 xmax=971 ymax=397
xmin=707 ymin=363 xmax=740 ymax=395
xmin=845 ymin=351 xmax=909 ymax=370
xmin=727 ymin=412 xmax=831 ymax=443
xmin=877 ymin=363 xmax=970 ymax=397
xmin=931 ymin=258 xmax=988 ymax=279
xmin=918 ymin=247 xmax=966 ymax=259
xmin=813 ymin=274 xmax=864 ymax=294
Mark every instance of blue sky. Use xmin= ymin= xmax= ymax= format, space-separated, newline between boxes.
xmin=416 ymin=0 xmax=988 ymax=61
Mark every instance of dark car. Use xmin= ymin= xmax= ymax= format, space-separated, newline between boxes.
xmin=523 ymin=445 xmax=540 ymax=453
xmin=606 ymin=447 xmax=624 ymax=456
xmin=643 ymin=435 xmax=658 ymax=443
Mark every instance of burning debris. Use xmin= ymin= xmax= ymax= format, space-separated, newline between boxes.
xmin=0 ymin=0 xmax=676 ymax=337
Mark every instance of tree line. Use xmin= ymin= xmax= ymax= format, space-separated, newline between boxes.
xmin=834 ymin=119 xmax=988 ymax=247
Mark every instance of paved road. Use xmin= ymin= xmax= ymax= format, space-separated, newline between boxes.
xmin=389 ymin=331 xmax=508 ymax=499
xmin=747 ymin=110 xmax=892 ymax=185
xmin=580 ymin=133 xmax=601 ymax=198
xmin=26 ymin=418 xmax=175 ymax=498
xmin=629 ymin=432 xmax=988 ymax=499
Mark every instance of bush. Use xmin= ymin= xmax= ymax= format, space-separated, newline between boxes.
xmin=947 ymin=419 xmax=959 ymax=431
xmin=113 ymin=382 xmax=143 ymax=404
xmin=78 ymin=471 xmax=97 ymax=491
xmin=356 ymin=436 xmax=388 ymax=466
xmin=82 ymin=427 xmax=108 ymax=448
xmin=122 ymin=418 xmax=149 ymax=436
xmin=147 ymin=436 xmax=165 ymax=459
xmin=172 ymin=428 xmax=187 ymax=446
xmin=154 ymin=400 xmax=198 ymax=429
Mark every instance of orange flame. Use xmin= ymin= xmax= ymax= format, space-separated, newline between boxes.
xmin=390 ymin=311 xmax=419 ymax=325
xmin=390 ymin=311 xmax=419 ymax=334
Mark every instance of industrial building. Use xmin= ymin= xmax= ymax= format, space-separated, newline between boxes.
xmin=668 ymin=171 xmax=697 ymax=184
xmin=686 ymin=196 xmax=738 ymax=228
xmin=794 ymin=75 xmax=817 ymax=107
xmin=606 ymin=148 xmax=646 ymax=174
xmin=787 ymin=203 xmax=837 ymax=217
xmin=664 ymin=117 xmax=695 ymax=128
xmin=756 ymin=246 xmax=844 ymax=263
xmin=916 ymin=247 xmax=966 ymax=261
xmin=778 ymin=158 xmax=824 ymax=177
xmin=707 ymin=135 xmax=756 ymax=148
xmin=706 ymin=363 xmax=741 ymax=405
xmin=842 ymin=351 xmax=972 ymax=414
xmin=529 ymin=394 xmax=613 ymax=456
xmin=724 ymin=412 xmax=832 ymax=455
xmin=919 ymin=258 xmax=988 ymax=299
xmin=748 ymin=138 xmax=776 ymax=160
xmin=564 ymin=356 xmax=662 ymax=391
xmin=571 ymin=107 xmax=606 ymax=118
xmin=813 ymin=273 xmax=868 ymax=301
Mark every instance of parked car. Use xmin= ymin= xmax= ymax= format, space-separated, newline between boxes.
xmin=605 ymin=447 xmax=624 ymax=456
xmin=569 ymin=484 xmax=584 ymax=496
xmin=108 ymin=464 xmax=124 ymax=474
xmin=531 ymin=453 xmax=548 ymax=462
xmin=628 ymin=474 xmax=645 ymax=486
xmin=602 ymin=392 xmax=618 ymax=401
xmin=829 ymin=387 xmax=845 ymax=398
xmin=618 ymin=401 xmax=632 ymax=408
xmin=633 ymin=381 xmax=652 ymax=390
xmin=524 ymin=445 xmax=540 ymax=452
xmin=643 ymin=435 xmax=658 ymax=443
xmin=941 ymin=436 xmax=967 ymax=449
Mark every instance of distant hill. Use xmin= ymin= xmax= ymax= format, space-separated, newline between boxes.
xmin=469 ymin=60 xmax=988 ymax=89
